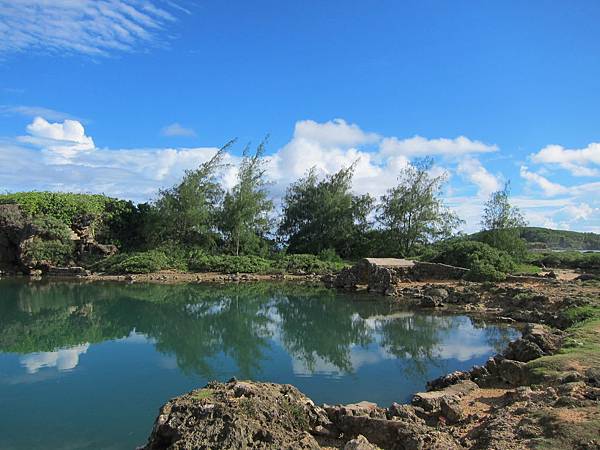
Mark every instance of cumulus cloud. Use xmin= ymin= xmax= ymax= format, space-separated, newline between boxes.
xmin=3 ymin=116 xmax=599 ymax=232
xmin=0 ymin=0 xmax=184 ymax=56
xmin=380 ymin=135 xmax=497 ymax=158
xmin=18 ymin=117 xmax=95 ymax=163
xmin=456 ymin=157 xmax=501 ymax=196
xmin=161 ymin=123 xmax=197 ymax=137
xmin=531 ymin=143 xmax=600 ymax=177
xmin=20 ymin=344 xmax=89 ymax=374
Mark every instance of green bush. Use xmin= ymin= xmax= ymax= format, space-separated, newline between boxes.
xmin=529 ymin=251 xmax=600 ymax=271
xmin=424 ymin=239 xmax=516 ymax=281
xmin=317 ymin=248 xmax=344 ymax=263
xmin=20 ymin=215 xmax=75 ymax=266
xmin=91 ymin=250 xmax=173 ymax=274
xmin=0 ymin=192 xmax=143 ymax=250
xmin=188 ymin=252 xmax=272 ymax=273
xmin=465 ymin=260 xmax=507 ymax=282
xmin=273 ymin=253 xmax=347 ymax=274
xmin=22 ymin=239 xmax=75 ymax=266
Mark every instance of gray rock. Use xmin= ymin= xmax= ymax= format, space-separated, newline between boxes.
xmin=344 ymin=434 xmax=380 ymax=450
xmin=498 ymin=359 xmax=528 ymax=385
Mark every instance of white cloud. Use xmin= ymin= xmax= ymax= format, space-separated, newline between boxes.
xmin=161 ymin=123 xmax=197 ymax=137
xmin=293 ymin=119 xmax=379 ymax=147
xmin=531 ymin=143 xmax=600 ymax=177
xmin=456 ymin=157 xmax=501 ymax=196
xmin=0 ymin=0 xmax=183 ymax=57
xmin=519 ymin=166 xmax=568 ymax=197
xmin=0 ymin=105 xmax=78 ymax=121
xmin=20 ymin=344 xmax=89 ymax=374
xmin=560 ymin=203 xmax=594 ymax=221
xmin=18 ymin=117 xmax=95 ymax=163
xmin=3 ymin=116 xmax=599 ymax=233
xmin=380 ymin=135 xmax=497 ymax=158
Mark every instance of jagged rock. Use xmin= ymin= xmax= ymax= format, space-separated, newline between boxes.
xmin=420 ymin=296 xmax=444 ymax=307
xmin=440 ymin=397 xmax=463 ymax=424
xmin=331 ymin=258 xmax=468 ymax=295
xmin=343 ymin=434 xmax=380 ymax=450
xmin=427 ymin=371 xmax=471 ymax=391
xmin=143 ymin=380 xmax=332 ymax=450
xmin=575 ymin=273 xmax=599 ymax=281
xmin=498 ymin=359 xmax=528 ymax=385
xmin=424 ymin=287 xmax=449 ymax=299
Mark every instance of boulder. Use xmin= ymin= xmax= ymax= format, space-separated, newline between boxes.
xmin=343 ymin=434 xmax=381 ymax=450
xmin=142 ymin=380 xmax=333 ymax=450
xmin=498 ymin=359 xmax=529 ymax=385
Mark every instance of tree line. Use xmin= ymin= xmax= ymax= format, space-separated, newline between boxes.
xmin=136 ymin=140 xmax=525 ymax=260
xmin=0 ymin=139 xmax=528 ymax=268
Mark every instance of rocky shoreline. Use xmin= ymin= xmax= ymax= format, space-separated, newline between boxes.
xmin=141 ymin=276 xmax=600 ymax=449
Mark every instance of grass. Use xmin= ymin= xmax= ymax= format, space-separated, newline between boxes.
xmin=280 ymin=400 xmax=309 ymax=431
xmin=192 ymin=388 xmax=214 ymax=401
xmin=527 ymin=309 xmax=600 ymax=382
xmin=513 ymin=263 xmax=542 ymax=275
xmin=532 ymin=407 xmax=600 ymax=450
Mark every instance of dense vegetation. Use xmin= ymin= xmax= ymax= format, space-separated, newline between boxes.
xmin=518 ymin=227 xmax=600 ymax=250
xmin=2 ymin=142 xmax=598 ymax=280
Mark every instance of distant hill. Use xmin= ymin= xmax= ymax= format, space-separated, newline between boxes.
xmin=518 ymin=227 xmax=600 ymax=250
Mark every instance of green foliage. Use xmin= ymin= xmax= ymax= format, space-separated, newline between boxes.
xmin=529 ymin=251 xmax=600 ymax=271
xmin=20 ymin=215 xmax=75 ymax=266
xmin=424 ymin=239 xmax=516 ymax=281
xmin=219 ymin=140 xmax=274 ymax=256
xmin=465 ymin=260 xmax=508 ymax=282
xmin=23 ymin=239 xmax=74 ymax=266
xmin=563 ymin=306 xmax=600 ymax=325
xmin=92 ymin=250 xmax=176 ymax=274
xmin=377 ymin=158 xmax=462 ymax=256
xmin=278 ymin=165 xmax=373 ymax=258
xmin=0 ymin=192 xmax=109 ymax=225
xmin=188 ymin=252 xmax=272 ymax=273
xmin=481 ymin=182 xmax=527 ymax=230
xmin=147 ymin=142 xmax=233 ymax=248
xmin=519 ymin=227 xmax=600 ymax=250
xmin=472 ymin=228 xmax=528 ymax=261
xmin=192 ymin=389 xmax=214 ymax=401
xmin=273 ymin=254 xmax=347 ymax=274
xmin=317 ymin=248 xmax=343 ymax=263
xmin=0 ymin=191 xmax=143 ymax=250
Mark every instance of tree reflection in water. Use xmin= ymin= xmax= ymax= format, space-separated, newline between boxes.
xmin=0 ymin=280 xmax=518 ymax=379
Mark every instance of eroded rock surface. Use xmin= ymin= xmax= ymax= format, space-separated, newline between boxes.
xmin=143 ymin=380 xmax=335 ymax=450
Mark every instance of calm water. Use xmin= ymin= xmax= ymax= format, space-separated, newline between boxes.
xmin=0 ymin=279 xmax=518 ymax=450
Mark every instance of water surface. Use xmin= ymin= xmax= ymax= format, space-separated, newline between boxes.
xmin=0 ymin=279 xmax=518 ymax=449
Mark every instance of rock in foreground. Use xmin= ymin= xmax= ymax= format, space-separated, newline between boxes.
xmin=142 ymin=380 xmax=335 ymax=449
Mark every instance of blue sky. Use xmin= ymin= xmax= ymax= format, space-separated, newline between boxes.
xmin=1 ymin=0 xmax=599 ymax=232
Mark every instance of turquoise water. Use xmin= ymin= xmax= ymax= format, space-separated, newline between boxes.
xmin=0 ymin=279 xmax=518 ymax=449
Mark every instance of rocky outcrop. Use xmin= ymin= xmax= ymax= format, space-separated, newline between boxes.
xmin=331 ymin=258 xmax=468 ymax=295
xmin=0 ymin=204 xmax=26 ymax=271
xmin=0 ymin=205 xmax=115 ymax=274
xmin=143 ymin=380 xmax=335 ymax=450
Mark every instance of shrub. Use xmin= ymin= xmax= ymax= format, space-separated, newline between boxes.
xmin=273 ymin=253 xmax=346 ymax=274
xmin=465 ymin=261 xmax=507 ymax=282
xmin=188 ymin=252 xmax=272 ymax=273
xmin=20 ymin=215 xmax=75 ymax=266
xmin=529 ymin=251 xmax=600 ymax=271
xmin=91 ymin=250 xmax=173 ymax=274
xmin=22 ymin=239 xmax=74 ymax=266
xmin=318 ymin=248 xmax=343 ymax=263
xmin=424 ymin=239 xmax=516 ymax=281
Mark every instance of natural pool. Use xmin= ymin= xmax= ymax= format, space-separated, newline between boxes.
xmin=0 ymin=279 xmax=519 ymax=449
